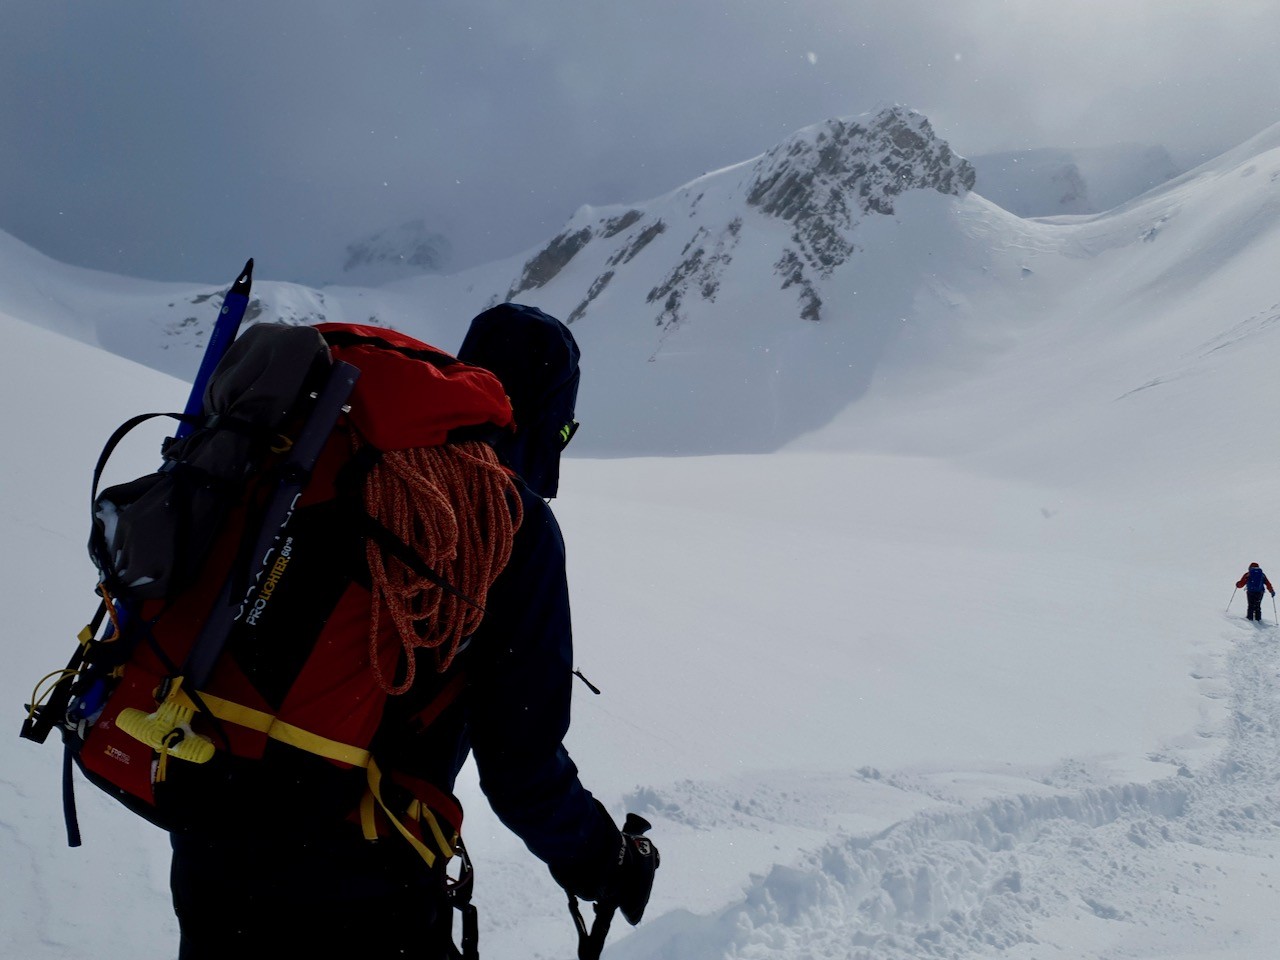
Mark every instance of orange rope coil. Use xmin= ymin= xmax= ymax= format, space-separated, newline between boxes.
xmin=362 ymin=440 xmax=522 ymax=693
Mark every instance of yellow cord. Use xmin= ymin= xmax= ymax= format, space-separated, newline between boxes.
xmin=26 ymin=668 xmax=80 ymax=724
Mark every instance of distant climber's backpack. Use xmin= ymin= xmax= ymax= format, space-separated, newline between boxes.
xmin=1248 ymin=567 xmax=1267 ymax=591
xmin=23 ymin=321 xmax=515 ymax=876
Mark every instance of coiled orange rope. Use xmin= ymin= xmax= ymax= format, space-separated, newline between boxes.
xmin=363 ymin=441 xmax=522 ymax=693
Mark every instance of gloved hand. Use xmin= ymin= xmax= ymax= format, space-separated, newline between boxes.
xmin=551 ymin=810 xmax=660 ymax=924
xmin=613 ymin=813 xmax=660 ymax=924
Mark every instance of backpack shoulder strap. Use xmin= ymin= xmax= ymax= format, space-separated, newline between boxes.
xmin=334 ymin=445 xmax=486 ymax=613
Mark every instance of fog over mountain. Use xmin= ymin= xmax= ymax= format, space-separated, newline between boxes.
xmin=2 ymin=2 xmax=1279 ymax=286
xmin=338 ymin=218 xmax=453 ymax=286
xmin=971 ymin=144 xmax=1184 ymax=217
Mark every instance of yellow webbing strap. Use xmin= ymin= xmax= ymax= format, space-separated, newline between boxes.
xmin=360 ymin=790 xmax=378 ymax=842
xmin=183 ymin=692 xmax=454 ymax=868
xmin=193 ymin=691 xmax=372 ymax=768
xmin=363 ymin=759 xmax=455 ymax=868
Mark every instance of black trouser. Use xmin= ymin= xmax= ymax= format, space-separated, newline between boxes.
xmin=1247 ymin=590 xmax=1265 ymax=620
xmin=172 ymin=830 xmax=452 ymax=960
xmin=174 ymin=889 xmax=453 ymax=960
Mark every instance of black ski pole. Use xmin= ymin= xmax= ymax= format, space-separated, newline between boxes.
xmin=569 ymin=896 xmax=617 ymax=960
xmin=1227 ymin=587 xmax=1237 ymax=612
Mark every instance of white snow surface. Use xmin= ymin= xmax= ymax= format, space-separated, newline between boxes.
xmin=7 ymin=110 xmax=1280 ymax=958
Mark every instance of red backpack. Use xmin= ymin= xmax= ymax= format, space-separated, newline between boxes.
xmin=23 ymin=322 xmax=514 ymax=872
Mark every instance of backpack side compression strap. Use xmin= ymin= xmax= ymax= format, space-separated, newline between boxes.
xmin=191 ymin=690 xmax=372 ymax=768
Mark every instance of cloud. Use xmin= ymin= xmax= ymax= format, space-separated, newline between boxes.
xmin=1 ymin=0 xmax=1277 ymax=284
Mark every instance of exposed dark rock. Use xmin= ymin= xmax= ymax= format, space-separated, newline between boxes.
xmin=507 ymin=227 xmax=594 ymax=299
xmin=648 ymin=245 xmax=704 ymax=327
xmin=601 ymin=209 xmax=644 ymax=238
xmin=646 ymin=219 xmax=741 ymax=328
xmin=608 ymin=219 xmax=667 ymax=267
xmin=1055 ymin=165 xmax=1088 ymax=207
xmin=776 ymin=250 xmax=823 ymax=322
xmin=567 ymin=270 xmax=615 ymax=324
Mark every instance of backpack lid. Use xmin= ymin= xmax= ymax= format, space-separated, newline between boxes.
xmin=316 ymin=323 xmax=513 ymax=451
xmin=457 ymin=304 xmax=579 ymax=498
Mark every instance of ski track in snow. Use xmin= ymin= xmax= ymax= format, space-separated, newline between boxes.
xmin=615 ymin=622 xmax=1280 ymax=960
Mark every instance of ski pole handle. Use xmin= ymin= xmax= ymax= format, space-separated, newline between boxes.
xmin=622 ymin=813 xmax=652 ymax=835
xmin=569 ymin=897 xmax=616 ymax=960
xmin=569 ymin=817 xmax=655 ymax=960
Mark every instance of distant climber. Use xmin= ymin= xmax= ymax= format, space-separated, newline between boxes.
xmin=1236 ymin=562 xmax=1275 ymax=621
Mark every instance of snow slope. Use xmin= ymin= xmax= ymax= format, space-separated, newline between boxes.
xmin=7 ymin=111 xmax=1280 ymax=959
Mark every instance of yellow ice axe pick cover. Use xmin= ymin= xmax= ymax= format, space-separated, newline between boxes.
xmin=116 ymin=678 xmax=215 ymax=771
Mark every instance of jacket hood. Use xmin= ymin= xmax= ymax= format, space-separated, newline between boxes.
xmin=458 ymin=304 xmax=580 ymax=498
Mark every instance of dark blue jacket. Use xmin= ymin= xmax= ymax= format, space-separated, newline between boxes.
xmin=173 ymin=306 xmax=611 ymax=920
xmin=170 ymin=478 xmax=617 ymax=909
xmin=462 ymin=482 xmax=617 ymax=873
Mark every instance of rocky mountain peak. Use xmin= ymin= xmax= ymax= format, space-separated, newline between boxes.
xmin=503 ymin=106 xmax=975 ymax=328
xmin=746 ymin=106 xmax=975 ymax=273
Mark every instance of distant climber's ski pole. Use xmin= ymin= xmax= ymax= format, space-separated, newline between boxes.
xmin=1227 ymin=587 xmax=1237 ymax=612
xmin=1272 ymin=593 xmax=1276 ymax=623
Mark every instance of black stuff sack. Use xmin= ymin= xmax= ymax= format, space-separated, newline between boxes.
xmin=89 ymin=323 xmax=331 ymax=602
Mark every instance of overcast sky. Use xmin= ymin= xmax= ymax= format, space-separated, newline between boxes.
xmin=3 ymin=1 xmax=1278 ymax=285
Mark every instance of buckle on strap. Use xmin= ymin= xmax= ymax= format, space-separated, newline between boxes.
xmin=446 ymin=839 xmax=479 ymax=960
